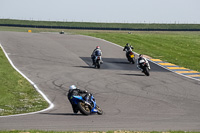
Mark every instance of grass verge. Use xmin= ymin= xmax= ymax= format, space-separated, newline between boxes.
xmin=0 ymin=47 xmax=49 ymax=116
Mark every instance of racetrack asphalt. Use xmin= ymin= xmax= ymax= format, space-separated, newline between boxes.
xmin=0 ymin=31 xmax=200 ymax=131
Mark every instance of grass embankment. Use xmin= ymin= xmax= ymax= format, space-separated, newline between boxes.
xmin=0 ymin=48 xmax=49 ymax=116
xmin=1 ymin=19 xmax=200 ymax=30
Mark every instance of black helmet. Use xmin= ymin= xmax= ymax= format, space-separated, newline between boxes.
xmin=126 ymin=43 xmax=130 ymax=46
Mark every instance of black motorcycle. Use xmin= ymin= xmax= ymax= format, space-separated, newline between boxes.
xmin=127 ymin=51 xmax=135 ymax=64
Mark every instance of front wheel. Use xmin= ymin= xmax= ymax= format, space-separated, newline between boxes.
xmin=96 ymin=105 xmax=103 ymax=115
xmin=78 ymin=102 xmax=91 ymax=115
xmin=144 ymin=67 xmax=150 ymax=76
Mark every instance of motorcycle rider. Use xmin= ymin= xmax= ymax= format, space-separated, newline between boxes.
xmin=68 ymin=85 xmax=90 ymax=114
xmin=137 ymin=54 xmax=151 ymax=71
xmin=91 ymin=46 xmax=103 ymax=65
xmin=123 ymin=43 xmax=134 ymax=59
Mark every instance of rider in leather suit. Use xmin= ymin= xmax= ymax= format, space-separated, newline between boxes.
xmin=91 ymin=46 xmax=103 ymax=65
xmin=68 ymin=85 xmax=90 ymax=113
xmin=137 ymin=54 xmax=151 ymax=71
xmin=123 ymin=43 xmax=134 ymax=59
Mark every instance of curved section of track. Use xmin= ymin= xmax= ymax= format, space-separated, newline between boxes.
xmin=0 ymin=31 xmax=200 ymax=131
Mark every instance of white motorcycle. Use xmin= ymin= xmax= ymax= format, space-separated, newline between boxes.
xmin=138 ymin=59 xmax=150 ymax=76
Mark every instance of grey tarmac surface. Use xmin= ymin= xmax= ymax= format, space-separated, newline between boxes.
xmin=0 ymin=31 xmax=200 ymax=131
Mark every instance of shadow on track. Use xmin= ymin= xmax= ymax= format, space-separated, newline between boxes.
xmin=118 ymin=73 xmax=145 ymax=76
xmin=79 ymin=57 xmax=169 ymax=72
xmin=74 ymin=66 xmax=92 ymax=69
xmin=79 ymin=57 xmax=136 ymax=71
xmin=40 ymin=113 xmax=83 ymax=116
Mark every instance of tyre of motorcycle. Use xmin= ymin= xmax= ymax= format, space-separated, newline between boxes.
xmin=143 ymin=67 xmax=150 ymax=76
xmin=96 ymin=60 xmax=100 ymax=69
xmin=77 ymin=101 xmax=91 ymax=115
xmin=96 ymin=105 xmax=103 ymax=115
xmin=130 ymin=58 xmax=135 ymax=64
xmin=127 ymin=56 xmax=135 ymax=64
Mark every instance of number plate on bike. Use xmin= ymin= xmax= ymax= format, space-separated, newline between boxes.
xmin=130 ymin=55 xmax=134 ymax=58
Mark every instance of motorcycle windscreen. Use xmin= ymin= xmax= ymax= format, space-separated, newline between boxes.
xmin=73 ymin=96 xmax=83 ymax=100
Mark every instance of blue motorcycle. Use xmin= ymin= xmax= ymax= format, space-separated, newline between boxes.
xmin=71 ymin=93 xmax=103 ymax=115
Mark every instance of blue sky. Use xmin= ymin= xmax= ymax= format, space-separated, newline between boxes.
xmin=1 ymin=0 xmax=200 ymax=24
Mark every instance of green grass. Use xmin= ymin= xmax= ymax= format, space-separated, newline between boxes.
xmin=0 ymin=48 xmax=49 ymax=116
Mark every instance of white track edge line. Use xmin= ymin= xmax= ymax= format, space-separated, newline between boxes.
xmin=80 ymin=35 xmax=200 ymax=82
xmin=0 ymin=43 xmax=54 ymax=118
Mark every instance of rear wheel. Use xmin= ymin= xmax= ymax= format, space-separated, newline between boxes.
xmin=78 ymin=102 xmax=91 ymax=115
xmin=128 ymin=56 xmax=134 ymax=64
xmin=131 ymin=58 xmax=135 ymax=64
xmin=96 ymin=60 xmax=100 ymax=69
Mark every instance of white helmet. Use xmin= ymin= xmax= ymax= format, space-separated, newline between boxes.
xmin=69 ymin=85 xmax=76 ymax=90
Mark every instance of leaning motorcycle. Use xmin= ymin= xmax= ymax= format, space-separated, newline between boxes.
xmin=139 ymin=59 xmax=150 ymax=76
xmin=70 ymin=93 xmax=103 ymax=115
xmin=127 ymin=51 xmax=135 ymax=64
